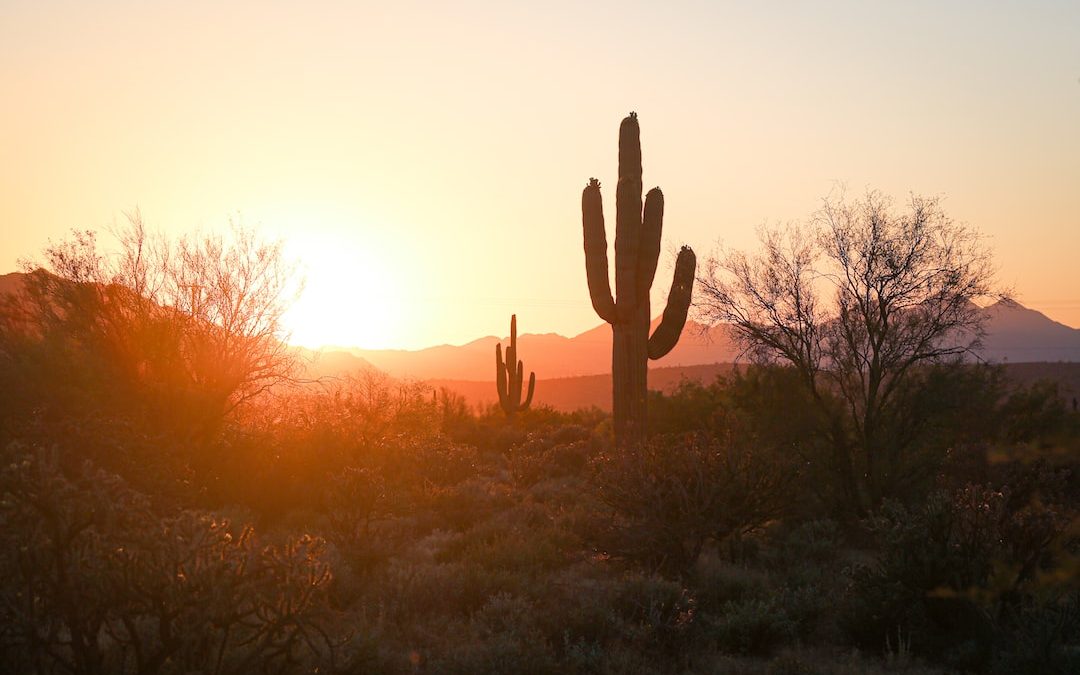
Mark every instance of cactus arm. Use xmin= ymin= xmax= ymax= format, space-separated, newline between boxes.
xmin=647 ymin=246 xmax=697 ymax=359
xmin=512 ymin=360 xmax=524 ymax=406
xmin=523 ymin=372 xmax=535 ymax=409
xmin=583 ymin=180 xmax=617 ymax=323
xmin=509 ymin=315 xmax=521 ymax=404
xmin=614 ymin=113 xmax=643 ymax=318
xmin=507 ymin=317 xmax=516 ymax=381
xmin=496 ymin=343 xmax=510 ymax=408
xmin=638 ymin=187 xmax=664 ymax=299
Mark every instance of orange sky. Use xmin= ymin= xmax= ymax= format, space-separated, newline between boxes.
xmin=2 ymin=1 xmax=1079 ymax=349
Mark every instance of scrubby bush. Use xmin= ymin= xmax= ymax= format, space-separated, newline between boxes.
xmin=595 ymin=572 xmax=700 ymax=656
xmin=705 ymin=596 xmax=797 ymax=656
xmin=591 ymin=431 xmax=795 ymax=574
xmin=4 ymin=223 xmax=1079 ymax=674
xmin=843 ymin=482 xmax=1078 ymax=671
xmin=507 ymin=424 xmax=598 ymax=488
xmin=0 ymin=443 xmax=340 ymax=674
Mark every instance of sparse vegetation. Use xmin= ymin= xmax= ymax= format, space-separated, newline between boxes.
xmin=697 ymin=190 xmax=1007 ymax=513
xmin=1 ymin=138 xmax=1077 ymax=674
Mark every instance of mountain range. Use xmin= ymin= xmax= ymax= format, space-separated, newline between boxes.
xmin=4 ymin=270 xmax=1079 ymax=410
xmin=329 ymin=300 xmax=1080 ymax=382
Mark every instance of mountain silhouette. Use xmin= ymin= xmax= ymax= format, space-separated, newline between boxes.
xmin=338 ymin=318 xmax=739 ymax=381
xmin=343 ymin=302 xmax=1080 ymax=381
xmin=979 ymin=299 xmax=1080 ymax=363
xmin=2 ymin=272 xmax=1078 ymax=381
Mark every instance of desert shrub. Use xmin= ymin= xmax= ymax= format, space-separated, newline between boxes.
xmin=647 ymin=378 xmax=730 ymax=437
xmin=843 ymin=488 xmax=1004 ymax=665
xmin=205 ymin=371 xmax=453 ymax=516
xmin=720 ymin=367 xmax=837 ymax=512
xmin=842 ymin=483 xmax=1078 ymax=670
xmin=320 ymin=435 xmax=485 ymax=533
xmin=446 ymin=404 xmax=607 ymax=457
xmin=761 ymin=520 xmax=842 ymax=568
xmin=530 ymin=567 xmax=626 ymax=648
xmin=765 ymin=649 xmax=951 ymax=675
xmin=508 ymin=425 xmax=598 ymax=488
xmin=386 ymin=436 xmax=480 ymax=489
xmin=435 ymin=521 xmax=571 ymax=574
xmin=425 ymin=594 xmax=559 ymax=675
xmin=997 ymin=379 xmax=1068 ymax=443
xmin=368 ymin=528 xmax=535 ymax=625
xmin=767 ymin=652 xmax=824 ymax=675
xmin=0 ymin=443 xmax=339 ymax=674
xmin=320 ymin=466 xmax=419 ymax=575
xmin=705 ymin=596 xmax=797 ymax=656
xmin=325 ymin=466 xmax=390 ymax=546
xmin=779 ymin=584 xmax=836 ymax=640
xmin=689 ymin=555 xmax=771 ymax=614
xmin=722 ymin=362 xmax=1011 ymax=515
xmin=989 ymin=594 xmax=1080 ymax=675
xmin=610 ymin=574 xmax=698 ymax=651
xmin=591 ymin=432 xmax=794 ymax=574
xmin=413 ymin=476 xmax=516 ymax=532
xmin=532 ymin=439 xmax=593 ymax=481
xmin=758 ymin=520 xmax=847 ymax=596
xmin=0 ymin=225 xmax=303 ymax=483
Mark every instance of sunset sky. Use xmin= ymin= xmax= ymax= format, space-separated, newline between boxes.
xmin=2 ymin=1 xmax=1078 ymax=350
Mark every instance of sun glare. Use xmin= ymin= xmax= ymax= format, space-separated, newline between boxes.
xmin=281 ymin=240 xmax=401 ymax=350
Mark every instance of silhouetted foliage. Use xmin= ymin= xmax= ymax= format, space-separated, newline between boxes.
xmin=2 ymin=215 xmax=1078 ymax=673
xmin=843 ymin=482 xmax=1078 ymax=671
xmin=698 ymin=190 xmax=1006 ymax=512
xmin=0 ymin=218 xmax=300 ymax=496
xmin=591 ymin=431 xmax=796 ymax=574
xmin=0 ymin=443 xmax=339 ymax=675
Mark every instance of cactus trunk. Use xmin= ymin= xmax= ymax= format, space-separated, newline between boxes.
xmin=582 ymin=113 xmax=697 ymax=447
xmin=612 ymin=301 xmax=650 ymax=444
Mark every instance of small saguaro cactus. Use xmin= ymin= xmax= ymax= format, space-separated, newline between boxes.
xmin=495 ymin=314 xmax=535 ymax=417
xmin=582 ymin=112 xmax=696 ymax=447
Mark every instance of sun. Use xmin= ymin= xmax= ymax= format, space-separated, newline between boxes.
xmin=280 ymin=242 xmax=401 ymax=350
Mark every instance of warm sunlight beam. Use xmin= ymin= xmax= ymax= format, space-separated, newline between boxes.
xmin=281 ymin=237 xmax=401 ymax=350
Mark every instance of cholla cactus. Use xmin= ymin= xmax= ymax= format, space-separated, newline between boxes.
xmin=496 ymin=314 xmax=535 ymax=417
xmin=582 ymin=112 xmax=696 ymax=446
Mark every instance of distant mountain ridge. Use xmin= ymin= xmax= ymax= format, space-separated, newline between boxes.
xmin=430 ymin=363 xmax=736 ymax=413
xmin=342 ymin=300 xmax=1080 ymax=381
xmin=977 ymin=300 xmax=1080 ymax=363
xmin=429 ymin=362 xmax=1080 ymax=413
xmin=333 ymin=317 xmax=739 ymax=382
xmin=2 ymin=271 xmax=1078 ymax=381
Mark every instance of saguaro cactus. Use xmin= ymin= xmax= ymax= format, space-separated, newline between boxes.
xmin=495 ymin=314 xmax=535 ymax=417
xmin=582 ymin=112 xmax=696 ymax=446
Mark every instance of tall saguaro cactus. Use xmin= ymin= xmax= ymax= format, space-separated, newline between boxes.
xmin=582 ymin=112 xmax=697 ymax=446
xmin=496 ymin=314 xmax=535 ymax=417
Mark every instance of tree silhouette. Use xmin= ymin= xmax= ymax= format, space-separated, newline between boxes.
xmin=697 ymin=190 xmax=1004 ymax=511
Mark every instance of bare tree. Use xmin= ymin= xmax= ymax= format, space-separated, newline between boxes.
xmin=697 ymin=190 xmax=1005 ymax=511
xmin=9 ymin=213 xmax=301 ymax=438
